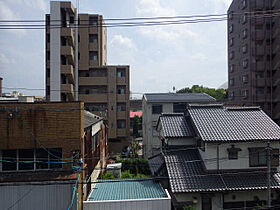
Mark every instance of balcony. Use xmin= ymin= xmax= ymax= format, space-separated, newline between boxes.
xmin=273 ymin=28 xmax=280 ymax=38
xmin=117 ymin=77 xmax=126 ymax=84
xmin=252 ymin=47 xmax=264 ymax=56
xmin=89 ymin=60 xmax=98 ymax=67
xmin=61 ymin=65 xmax=74 ymax=83
xmin=79 ymin=94 xmax=107 ymax=103
xmin=61 ymin=84 xmax=74 ymax=94
xmin=273 ymin=54 xmax=280 ymax=70
xmin=254 ymin=78 xmax=265 ymax=87
xmin=251 ymin=18 xmax=264 ymax=26
xmin=273 ymin=0 xmax=278 ymax=7
xmin=117 ymin=111 xmax=127 ymax=119
xmin=253 ymin=30 xmax=264 ymax=41
xmin=89 ymin=43 xmax=98 ymax=51
xmin=256 ymin=62 xmax=265 ymax=71
xmin=61 ymin=28 xmax=74 ymax=46
xmin=89 ymin=27 xmax=98 ymax=34
xmin=79 ymin=77 xmax=107 ymax=86
xmin=61 ymin=46 xmax=74 ymax=64
xmin=117 ymin=94 xmax=127 ymax=102
xmin=117 ymin=128 xmax=127 ymax=137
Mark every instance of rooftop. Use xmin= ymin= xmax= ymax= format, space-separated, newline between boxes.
xmin=188 ymin=104 xmax=280 ymax=142
xmin=84 ymin=110 xmax=102 ymax=129
xmin=158 ymin=113 xmax=194 ymax=138
xmin=162 ymin=148 xmax=280 ymax=193
xmin=143 ymin=93 xmax=216 ymax=103
xmin=87 ymin=179 xmax=168 ymax=201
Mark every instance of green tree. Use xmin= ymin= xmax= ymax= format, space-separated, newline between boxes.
xmin=177 ymin=85 xmax=227 ymax=100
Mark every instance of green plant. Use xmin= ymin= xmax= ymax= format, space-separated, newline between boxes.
xmin=183 ymin=205 xmax=196 ymax=210
xmin=101 ymin=172 xmax=116 ymax=179
xmin=121 ymin=170 xmax=133 ymax=179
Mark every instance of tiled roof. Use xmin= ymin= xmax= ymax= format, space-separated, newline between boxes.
xmin=87 ymin=179 xmax=168 ymax=201
xmin=188 ymin=105 xmax=280 ymax=142
xmin=84 ymin=110 xmax=102 ymax=129
xmin=148 ymin=154 xmax=167 ymax=176
xmin=144 ymin=93 xmax=216 ymax=103
xmin=159 ymin=113 xmax=194 ymax=138
xmin=164 ymin=148 xmax=280 ymax=193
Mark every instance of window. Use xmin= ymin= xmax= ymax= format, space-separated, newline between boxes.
xmin=229 ymin=64 xmax=234 ymax=72
xmin=117 ymin=120 xmax=126 ymax=129
xmin=243 ymin=29 xmax=248 ymax=38
xmin=228 ymin=12 xmax=233 ymax=20
xmin=242 ymin=45 xmax=247 ymax=53
xmin=229 ymin=91 xmax=234 ymax=98
xmin=117 ymin=68 xmax=126 ymax=78
xmin=19 ymin=149 xmax=34 ymax=170
xmin=89 ymin=35 xmax=98 ymax=43
xmin=242 ymin=15 xmax=247 ymax=24
xmin=227 ymin=145 xmax=241 ymax=160
xmin=249 ymin=148 xmax=266 ymax=167
xmin=242 ymin=75 xmax=248 ymax=83
xmin=256 ymin=72 xmax=263 ymax=79
xmin=229 ymin=25 xmax=233 ymax=33
xmin=229 ymin=38 xmax=234 ymax=46
xmin=229 ymin=79 xmax=234 ymax=86
xmin=117 ymin=103 xmax=126 ymax=112
xmin=2 ymin=150 xmax=17 ymax=171
xmin=89 ymin=17 xmax=98 ymax=26
xmin=173 ymin=102 xmax=187 ymax=113
xmin=117 ymin=86 xmax=126 ymax=94
xmin=243 ymin=90 xmax=249 ymax=98
xmin=70 ymin=16 xmax=75 ymax=24
xmin=36 ymin=149 xmax=48 ymax=170
xmin=1 ymin=148 xmax=63 ymax=171
xmin=242 ymin=0 xmax=246 ymax=9
xmin=89 ymin=51 xmax=98 ymax=60
xmin=256 ymin=89 xmax=264 ymax=95
xmin=242 ymin=60 xmax=248 ymax=68
xmin=230 ymin=51 xmax=234 ymax=60
xmin=152 ymin=104 xmax=162 ymax=114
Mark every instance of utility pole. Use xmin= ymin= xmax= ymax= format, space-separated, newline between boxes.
xmin=267 ymin=142 xmax=272 ymax=209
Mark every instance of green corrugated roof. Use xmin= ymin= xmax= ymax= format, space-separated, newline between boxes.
xmin=88 ymin=179 xmax=168 ymax=201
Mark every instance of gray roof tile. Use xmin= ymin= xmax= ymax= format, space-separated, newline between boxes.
xmin=188 ymin=105 xmax=280 ymax=142
xmin=159 ymin=113 xmax=194 ymax=138
xmin=144 ymin=93 xmax=216 ymax=103
xmin=164 ymin=149 xmax=280 ymax=193
xmin=84 ymin=110 xmax=102 ymax=129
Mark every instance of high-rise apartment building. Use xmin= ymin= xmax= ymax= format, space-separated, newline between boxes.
xmin=228 ymin=0 xmax=280 ymax=124
xmin=45 ymin=1 xmax=130 ymax=153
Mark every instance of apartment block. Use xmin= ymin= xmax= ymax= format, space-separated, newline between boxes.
xmin=228 ymin=0 xmax=280 ymax=124
xmin=45 ymin=1 xmax=130 ymax=153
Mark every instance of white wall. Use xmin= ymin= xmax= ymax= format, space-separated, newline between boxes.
xmin=142 ymin=99 xmax=173 ymax=158
xmin=200 ymin=141 xmax=280 ymax=170
xmin=84 ymin=197 xmax=171 ymax=210
xmin=50 ymin=1 xmax=61 ymax=101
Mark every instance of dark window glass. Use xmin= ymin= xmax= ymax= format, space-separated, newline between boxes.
xmin=173 ymin=103 xmax=186 ymax=113
xmin=152 ymin=104 xmax=162 ymax=114
xmin=49 ymin=148 xmax=62 ymax=169
xmin=18 ymin=149 xmax=34 ymax=170
xmin=36 ymin=149 xmax=48 ymax=169
xmin=2 ymin=150 xmax=17 ymax=171
xmin=249 ymin=148 xmax=266 ymax=167
xmin=117 ymin=120 xmax=126 ymax=128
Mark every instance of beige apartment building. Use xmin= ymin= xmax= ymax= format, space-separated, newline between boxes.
xmin=228 ymin=0 xmax=280 ymax=124
xmin=45 ymin=1 xmax=130 ymax=153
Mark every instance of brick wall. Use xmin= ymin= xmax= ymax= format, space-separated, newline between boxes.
xmin=0 ymin=102 xmax=84 ymax=169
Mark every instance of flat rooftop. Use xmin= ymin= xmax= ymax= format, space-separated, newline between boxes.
xmin=87 ymin=179 xmax=168 ymax=201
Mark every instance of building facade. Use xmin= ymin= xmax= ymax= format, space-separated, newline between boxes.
xmin=45 ymin=1 xmax=130 ymax=153
xmin=228 ymin=0 xmax=280 ymax=124
xmin=142 ymin=93 xmax=216 ymax=158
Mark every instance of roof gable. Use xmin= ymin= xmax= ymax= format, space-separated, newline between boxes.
xmin=188 ymin=105 xmax=280 ymax=142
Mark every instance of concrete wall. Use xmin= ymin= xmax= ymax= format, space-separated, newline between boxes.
xmin=0 ymin=181 xmax=76 ymax=210
xmin=84 ymin=197 xmax=171 ymax=210
xmin=142 ymin=100 xmax=173 ymax=158
xmin=50 ymin=1 xmax=61 ymax=101
xmin=200 ymin=141 xmax=280 ymax=170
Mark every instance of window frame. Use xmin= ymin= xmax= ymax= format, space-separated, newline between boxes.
xmin=152 ymin=104 xmax=163 ymax=115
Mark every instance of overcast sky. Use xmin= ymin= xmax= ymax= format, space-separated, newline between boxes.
xmin=0 ymin=0 xmax=232 ymax=98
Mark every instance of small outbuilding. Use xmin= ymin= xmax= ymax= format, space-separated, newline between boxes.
xmin=83 ymin=179 xmax=171 ymax=210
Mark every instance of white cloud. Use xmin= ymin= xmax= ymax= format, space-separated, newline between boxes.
xmin=6 ymin=0 xmax=48 ymax=12
xmin=0 ymin=1 xmax=27 ymax=36
xmin=109 ymin=34 xmax=137 ymax=63
xmin=0 ymin=53 xmax=15 ymax=65
xmin=203 ymin=0 xmax=232 ymax=13
xmin=137 ymin=0 xmax=176 ymax=16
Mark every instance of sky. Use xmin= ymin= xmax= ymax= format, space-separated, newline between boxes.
xmin=0 ymin=0 xmax=232 ymax=98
